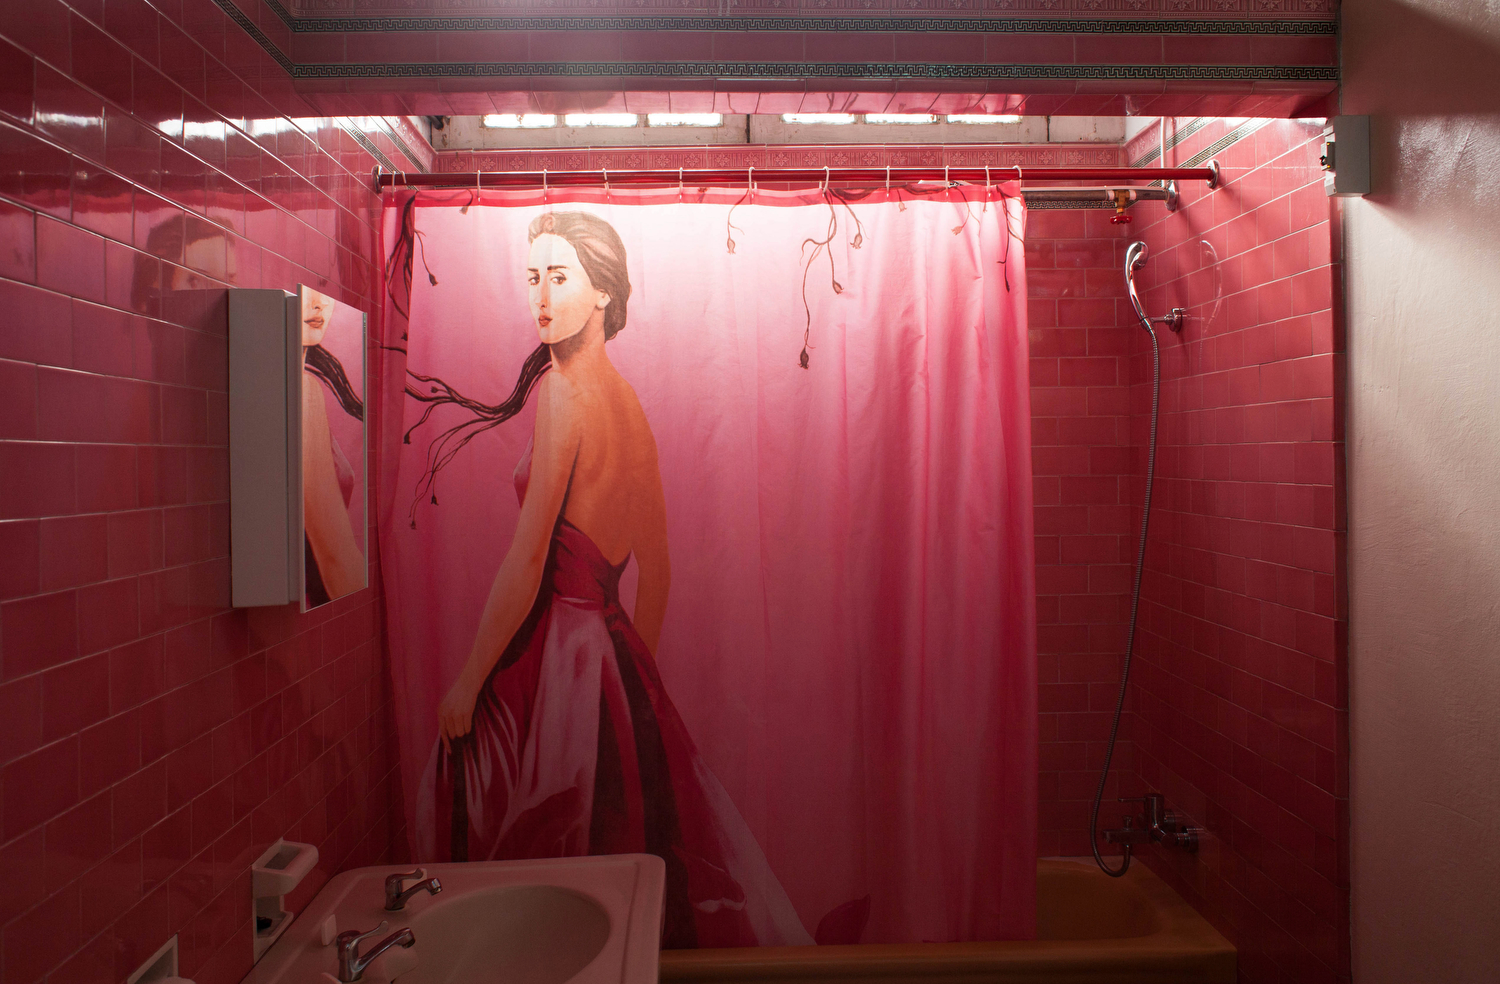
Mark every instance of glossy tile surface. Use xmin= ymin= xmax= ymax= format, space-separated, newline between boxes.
xmin=0 ymin=3 xmax=406 ymax=983
xmin=1125 ymin=118 xmax=1347 ymax=984
xmin=1026 ymin=207 xmax=1143 ymax=859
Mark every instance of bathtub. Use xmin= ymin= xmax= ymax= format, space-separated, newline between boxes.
xmin=660 ymin=859 xmax=1235 ymax=984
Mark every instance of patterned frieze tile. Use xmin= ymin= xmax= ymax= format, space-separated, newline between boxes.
xmin=296 ymin=61 xmax=1339 ymax=80
xmin=266 ymin=0 xmax=1337 ymax=27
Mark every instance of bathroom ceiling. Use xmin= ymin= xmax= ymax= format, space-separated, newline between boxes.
xmin=229 ymin=0 xmax=1339 ymax=118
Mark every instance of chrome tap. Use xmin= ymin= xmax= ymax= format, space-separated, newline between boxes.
xmin=384 ymin=868 xmax=442 ymax=910
xmin=1102 ymin=814 xmax=1152 ymax=846
xmin=1103 ymin=793 xmax=1201 ymax=853
xmin=335 ymin=921 xmax=415 ymax=983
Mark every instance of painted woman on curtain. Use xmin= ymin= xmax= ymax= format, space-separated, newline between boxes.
xmin=415 ymin=211 xmax=814 ymax=949
xmin=299 ymin=287 xmax=367 ymax=609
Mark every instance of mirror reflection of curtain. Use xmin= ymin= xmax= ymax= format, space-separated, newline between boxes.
xmin=379 ymin=186 xmax=1036 ymax=946
xmin=299 ymin=286 xmax=367 ymax=609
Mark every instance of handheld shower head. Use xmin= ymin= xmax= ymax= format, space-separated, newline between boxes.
xmin=1124 ymin=241 xmax=1154 ymax=331
xmin=1123 ymin=240 xmax=1184 ymax=333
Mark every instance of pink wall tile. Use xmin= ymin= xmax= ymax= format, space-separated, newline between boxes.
xmin=2 ymin=7 xmax=1345 ymax=983
xmin=1125 ymin=119 xmax=1347 ymax=984
xmin=0 ymin=3 xmax=404 ymax=983
xmin=1026 ymin=211 xmax=1140 ymax=857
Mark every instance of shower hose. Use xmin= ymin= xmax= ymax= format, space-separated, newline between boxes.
xmin=1088 ymin=320 xmax=1161 ymax=878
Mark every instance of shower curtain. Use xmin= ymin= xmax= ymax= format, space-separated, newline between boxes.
xmin=377 ymin=183 xmax=1036 ymax=946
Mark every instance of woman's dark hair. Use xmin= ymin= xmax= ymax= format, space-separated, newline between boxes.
xmin=306 ymin=343 xmax=364 ymax=420
xmin=398 ymin=209 xmax=632 ymax=526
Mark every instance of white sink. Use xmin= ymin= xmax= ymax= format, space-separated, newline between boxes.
xmin=242 ymin=854 xmax=665 ymax=984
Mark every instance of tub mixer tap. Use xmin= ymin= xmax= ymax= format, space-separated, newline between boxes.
xmin=1103 ymin=793 xmax=1200 ymax=858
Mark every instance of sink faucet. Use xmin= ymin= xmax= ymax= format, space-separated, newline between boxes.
xmin=384 ymin=868 xmax=443 ymax=910
xmin=335 ymin=921 xmax=415 ymax=983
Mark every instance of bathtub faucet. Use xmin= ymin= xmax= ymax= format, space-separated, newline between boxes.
xmin=335 ymin=921 xmax=416 ymax=983
xmin=385 ymin=868 xmax=443 ymax=910
xmin=1104 ymin=793 xmax=1200 ymax=852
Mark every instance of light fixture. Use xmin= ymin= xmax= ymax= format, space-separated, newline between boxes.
xmin=781 ymin=113 xmax=857 ymax=124
xmin=946 ymin=114 xmax=1023 ymax=124
xmin=564 ymin=113 xmax=640 ymax=127
xmin=864 ymin=114 xmax=938 ymax=124
xmin=647 ymin=113 xmax=723 ymax=126
xmin=481 ymin=114 xmax=558 ymax=128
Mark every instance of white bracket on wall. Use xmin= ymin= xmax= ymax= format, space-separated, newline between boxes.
xmin=1322 ymin=115 xmax=1372 ymax=197
xmin=251 ymin=839 xmax=320 ymax=962
xmin=125 ymin=935 xmax=180 ymax=984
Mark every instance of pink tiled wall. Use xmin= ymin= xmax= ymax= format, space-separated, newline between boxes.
xmin=0 ymin=3 xmax=1347 ymax=978
xmin=0 ymin=2 xmax=412 ymax=982
xmin=1025 ymin=208 xmax=1141 ymax=858
xmin=1126 ymin=119 xmax=1348 ymax=984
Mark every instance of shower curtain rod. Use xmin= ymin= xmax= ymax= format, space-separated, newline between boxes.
xmin=376 ymin=163 xmax=1220 ymax=191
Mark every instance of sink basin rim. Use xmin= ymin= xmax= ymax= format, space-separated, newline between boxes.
xmin=241 ymin=853 xmax=666 ymax=984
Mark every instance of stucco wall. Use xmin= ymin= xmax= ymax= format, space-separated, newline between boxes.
xmin=1342 ymin=2 xmax=1500 ymax=982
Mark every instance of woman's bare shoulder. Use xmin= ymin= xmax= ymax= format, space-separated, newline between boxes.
xmin=611 ymin=376 xmax=658 ymax=451
xmin=532 ymin=371 xmax=586 ymax=453
xmin=535 ymin=368 xmax=577 ymax=404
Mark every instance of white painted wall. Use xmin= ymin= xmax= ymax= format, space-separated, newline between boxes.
xmin=1343 ymin=1 xmax=1500 ymax=981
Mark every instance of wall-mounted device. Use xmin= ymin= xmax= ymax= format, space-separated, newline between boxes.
xmin=251 ymin=839 xmax=320 ymax=961
xmin=229 ymin=287 xmax=368 ymax=611
xmin=1322 ymin=115 xmax=1371 ymax=198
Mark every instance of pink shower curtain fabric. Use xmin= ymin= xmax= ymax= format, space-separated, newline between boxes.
xmin=378 ymin=184 xmax=1037 ymax=947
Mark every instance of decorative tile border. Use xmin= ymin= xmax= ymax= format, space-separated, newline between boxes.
xmin=371 ymin=115 xmax=435 ymax=171
xmin=273 ymin=0 xmax=1336 ymax=22
xmin=214 ymin=0 xmax=295 ymax=73
xmin=1126 ymin=114 xmax=1212 ymax=164
xmin=271 ymin=13 xmax=1337 ymax=34
xmin=339 ymin=119 xmax=401 ymax=172
xmin=1151 ymin=115 xmax=1272 ymax=167
xmin=339 ymin=117 xmax=438 ymax=173
xmin=298 ymin=60 xmax=1339 ymax=80
xmin=210 ymin=0 xmax=1338 ymax=109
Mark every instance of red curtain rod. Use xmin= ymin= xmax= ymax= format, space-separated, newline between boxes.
xmin=378 ymin=164 xmax=1220 ymax=188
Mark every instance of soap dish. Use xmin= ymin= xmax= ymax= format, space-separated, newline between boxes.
xmin=252 ymin=840 xmax=319 ymax=961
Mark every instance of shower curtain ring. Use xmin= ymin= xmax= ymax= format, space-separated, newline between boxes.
xmin=747 ymin=165 xmax=754 ymax=201
xmin=823 ymin=165 xmax=830 ymax=193
xmin=679 ymin=167 xmax=684 ymax=203
xmin=602 ymin=166 xmax=609 ymax=199
xmin=944 ymin=164 xmax=950 ymax=187
xmin=542 ymin=168 xmax=548 ymax=205
xmin=885 ymin=164 xmax=891 ymax=192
